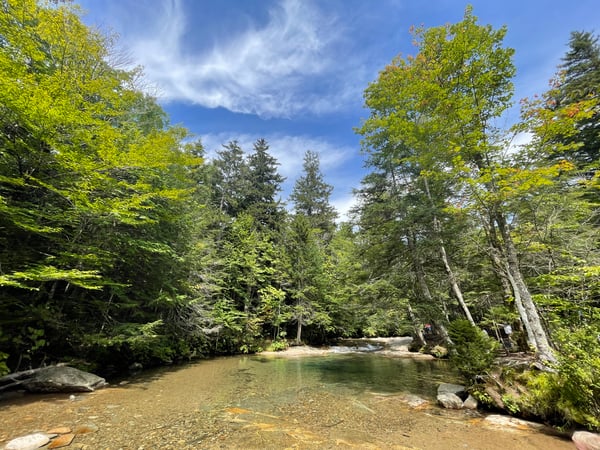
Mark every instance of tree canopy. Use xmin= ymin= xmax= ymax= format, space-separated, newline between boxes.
xmin=2 ymin=0 xmax=600 ymax=431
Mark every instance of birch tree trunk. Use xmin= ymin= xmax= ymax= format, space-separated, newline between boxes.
xmin=494 ymin=212 xmax=556 ymax=363
xmin=407 ymin=303 xmax=427 ymax=347
xmin=407 ymin=229 xmax=452 ymax=346
xmin=423 ymin=177 xmax=475 ymax=326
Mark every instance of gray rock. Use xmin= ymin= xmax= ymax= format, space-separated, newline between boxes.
xmin=23 ymin=366 xmax=106 ymax=393
xmin=573 ymin=431 xmax=600 ymax=450
xmin=463 ymin=394 xmax=479 ymax=410
xmin=483 ymin=414 xmax=546 ymax=431
xmin=437 ymin=383 xmax=466 ymax=398
xmin=5 ymin=433 xmax=50 ymax=450
xmin=437 ymin=392 xmax=464 ymax=409
xmin=401 ymin=393 xmax=429 ymax=408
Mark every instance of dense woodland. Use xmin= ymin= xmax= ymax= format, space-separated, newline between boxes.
xmin=1 ymin=1 xmax=600 ymax=429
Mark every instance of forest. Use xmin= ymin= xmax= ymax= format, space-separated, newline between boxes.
xmin=1 ymin=0 xmax=599 ymax=430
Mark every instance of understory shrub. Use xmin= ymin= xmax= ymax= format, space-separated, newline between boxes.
xmin=448 ymin=319 xmax=498 ymax=382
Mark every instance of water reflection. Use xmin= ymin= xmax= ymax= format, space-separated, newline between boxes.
xmin=251 ymin=354 xmax=457 ymax=399
xmin=0 ymin=353 xmax=573 ymax=450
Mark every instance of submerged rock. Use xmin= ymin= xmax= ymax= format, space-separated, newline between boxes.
xmin=401 ymin=393 xmax=429 ymax=408
xmin=483 ymin=414 xmax=547 ymax=432
xmin=5 ymin=433 xmax=50 ymax=450
xmin=47 ymin=427 xmax=71 ymax=434
xmin=47 ymin=433 xmax=75 ymax=449
xmin=73 ymin=423 xmax=99 ymax=434
xmin=23 ymin=366 xmax=106 ymax=393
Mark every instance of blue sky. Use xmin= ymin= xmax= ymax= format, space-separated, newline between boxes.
xmin=77 ymin=0 xmax=598 ymax=219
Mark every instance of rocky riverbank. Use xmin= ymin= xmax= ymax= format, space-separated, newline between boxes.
xmin=0 ymin=340 xmax=587 ymax=449
xmin=259 ymin=336 xmax=435 ymax=359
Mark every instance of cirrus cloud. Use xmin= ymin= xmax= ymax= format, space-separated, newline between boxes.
xmin=119 ymin=0 xmax=360 ymax=118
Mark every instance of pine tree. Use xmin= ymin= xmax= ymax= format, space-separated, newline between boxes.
xmin=290 ymin=150 xmax=337 ymax=238
xmin=246 ymin=138 xmax=285 ymax=229
xmin=212 ymin=141 xmax=251 ymax=217
xmin=554 ymin=31 xmax=600 ymax=168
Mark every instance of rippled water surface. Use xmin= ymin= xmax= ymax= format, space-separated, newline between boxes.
xmin=0 ymin=352 xmax=573 ymax=449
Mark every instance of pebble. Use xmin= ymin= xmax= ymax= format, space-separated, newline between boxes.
xmin=73 ymin=423 xmax=99 ymax=434
xmin=47 ymin=427 xmax=72 ymax=434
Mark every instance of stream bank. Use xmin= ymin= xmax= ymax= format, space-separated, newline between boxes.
xmin=0 ymin=342 xmax=574 ymax=449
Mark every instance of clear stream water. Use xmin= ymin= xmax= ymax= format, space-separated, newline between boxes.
xmin=0 ymin=344 xmax=574 ymax=449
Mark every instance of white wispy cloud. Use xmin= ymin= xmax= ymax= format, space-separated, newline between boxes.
xmin=120 ymin=0 xmax=359 ymax=118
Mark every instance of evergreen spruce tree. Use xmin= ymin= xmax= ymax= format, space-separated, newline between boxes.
xmin=246 ymin=138 xmax=285 ymax=229
xmin=554 ymin=31 xmax=600 ymax=168
xmin=212 ymin=141 xmax=251 ymax=217
xmin=290 ymin=150 xmax=337 ymax=238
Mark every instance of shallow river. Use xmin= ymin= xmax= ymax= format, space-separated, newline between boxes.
xmin=0 ymin=351 xmax=573 ymax=449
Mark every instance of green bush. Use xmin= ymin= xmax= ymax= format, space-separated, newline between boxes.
xmin=553 ymin=326 xmax=600 ymax=429
xmin=512 ymin=326 xmax=600 ymax=430
xmin=448 ymin=319 xmax=499 ymax=382
xmin=266 ymin=339 xmax=289 ymax=352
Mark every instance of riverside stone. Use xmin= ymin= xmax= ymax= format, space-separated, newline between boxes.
xmin=23 ymin=366 xmax=106 ymax=393
xmin=437 ymin=383 xmax=466 ymax=398
xmin=572 ymin=431 xmax=600 ymax=450
xmin=5 ymin=433 xmax=50 ymax=450
xmin=48 ymin=433 xmax=75 ymax=449
xmin=73 ymin=423 xmax=99 ymax=434
xmin=401 ymin=393 xmax=429 ymax=408
xmin=462 ymin=394 xmax=479 ymax=410
xmin=437 ymin=392 xmax=464 ymax=409
xmin=47 ymin=427 xmax=71 ymax=434
xmin=483 ymin=414 xmax=546 ymax=431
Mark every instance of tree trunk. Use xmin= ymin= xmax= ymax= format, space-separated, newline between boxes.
xmin=407 ymin=229 xmax=452 ymax=346
xmin=439 ymin=239 xmax=475 ymax=326
xmin=407 ymin=303 xmax=427 ymax=347
xmin=495 ymin=212 xmax=556 ymax=363
xmin=504 ymin=264 xmax=536 ymax=349
xmin=423 ymin=177 xmax=475 ymax=326
xmin=487 ymin=243 xmax=536 ymax=350
xmin=295 ymin=316 xmax=303 ymax=345
xmin=434 ymin=320 xmax=452 ymax=345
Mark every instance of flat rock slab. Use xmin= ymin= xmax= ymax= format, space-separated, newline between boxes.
xmin=48 ymin=433 xmax=75 ymax=449
xmin=483 ymin=414 xmax=547 ymax=432
xmin=5 ymin=433 xmax=50 ymax=450
xmin=73 ymin=423 xmax=99 ymax=434
xmin=46 ymin=427 xmax=71 ymax=434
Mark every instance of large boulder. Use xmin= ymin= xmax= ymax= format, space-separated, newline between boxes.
xmin=462 ymin=394 xmax=479 ymax=410
xmin=573 ymin=431 xmax=600 ymax=450
xmin=437 ymin=383 xmax=467 ymax=398
xmin=437 ymin=392 xmax=464 ymax=409
xmin=22 ymin=366 xmax=106 ymax=393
